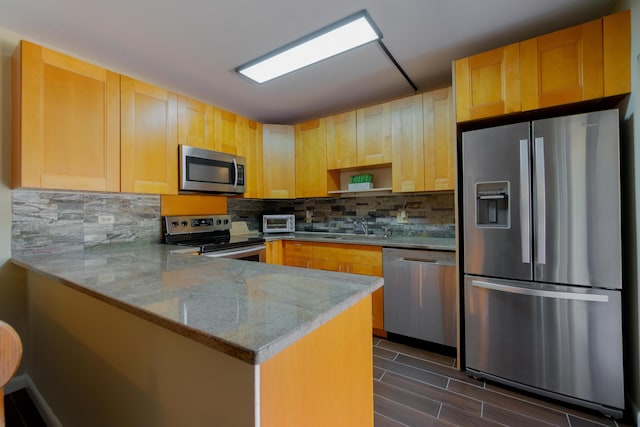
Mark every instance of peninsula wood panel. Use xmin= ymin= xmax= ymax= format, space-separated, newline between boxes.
xmin=603 ymin=10 xmax=631 ymax=97
xmin=239 ymin=117 xmax=263 ymax=199
xmin=262 ymin=124 xmax=295 ymax=198
xmin=326 ymin=111 xmax=357 ymax=169
xmin=520 ymin=18 xmax=603 ymax=111
xmin=213 ymin=108 xmax=239 ymax=155
xmin=455 ymin=43 xmax=520 ymax=122
xmin=356 ymin=102 xmax=392 ymax=166
xmin=260 ymin=296 xmax=373 ymax=427
xmin=391 ymin=94 xmax=424 ymax=192
xmin=178 ymin=97 xmax=214 ymax=150
xmin=295 ymin=119 xmax=327 ymax=197
xmin=423 ymin=87 xmax=454 ymax=191
xmin=12 ymin=40 xmax=120 ymax=191
xmin=121 ymin=77 xmax=178 ymax=194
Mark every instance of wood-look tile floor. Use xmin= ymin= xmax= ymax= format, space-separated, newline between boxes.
xmin=373 ymin=337 xmax=634 ymax=427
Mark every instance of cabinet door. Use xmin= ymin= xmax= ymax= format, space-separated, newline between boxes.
xmin=239 ymin=117 xmax=263 ymax=199
xmin=295 ymin=119 xmax=327 ymax=198
xmin=423 ymin=87 xmax=455 ymax=191
xmin=283 ymin=241 xmax=313 ymax=268
xmin=121 ymin=76 xmax=178 ymax=194
xmin=265 ymin=240 xmax=283 ymax=265
xmin=603 ymin=10 xmax=631 ymax=97
xmin=455 ymin=43 xmax=520 ymax=122
xmin=214 ymin=108 xmax=239 ymax=155
xmin=262 ymin=124 xmax=295 ymax=198
xmin=521 ymin=19 xmax=603 ymax=111
xmin=326 ymin=111 xmax=357 ymax=169
xmin=356 ymin=102 xmax=392 ymax=166
xmin=13 ymin=41 xmax=120 ymax=191
xmin=178 ymin=97 xmax=214 ymax=150
xmin=391 ymin=94 xmax=424 ymax=192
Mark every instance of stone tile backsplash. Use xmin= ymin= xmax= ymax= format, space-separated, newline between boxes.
xmin=12 ymin=190 xmax=162 ymax=256
xmin=228 ymin=192 xmax=455 ymax=238
xmin=12 ymin=190 xmax=455 ymax=256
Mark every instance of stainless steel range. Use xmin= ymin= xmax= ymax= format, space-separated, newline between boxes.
xmin=164 ymin=214 xmax=266 ymax=261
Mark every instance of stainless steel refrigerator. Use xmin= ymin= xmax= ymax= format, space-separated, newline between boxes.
xmin=462 ymin=109 xmax=624 ymax=417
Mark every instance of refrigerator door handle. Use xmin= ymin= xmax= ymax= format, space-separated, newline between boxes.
xmin=519 ymin=139 xmax=531 ymax=264
xmin=535 ymin=137 xmax=546 ymax=265
xmin=471 ymin=280 xmax=609 ymax=302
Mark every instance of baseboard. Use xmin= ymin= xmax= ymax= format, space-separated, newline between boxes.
xmin=24 ymin=375 xmax=62 ymax=427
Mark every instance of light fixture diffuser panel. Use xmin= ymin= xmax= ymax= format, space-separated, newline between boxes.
xmin=237 ymin=11 xmax=381 ymax=84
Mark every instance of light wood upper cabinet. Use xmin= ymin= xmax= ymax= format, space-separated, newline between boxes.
xmin=423 ymin=87 xmax=455 ymax=192
xmin=295 ymin=119 xmax=328 ymax=198
xmin=455 ymin=10 xmax=630 ymax=122
xmin=391 ymin=94 xmax=424 ymax=193
xmin=356 ymin=102 xmax=392 ymax=166
xmin=213 ymin=108 xmax=239 ymax=155
xmin=603 ymin=10 xmax=631 ymax=97
xmin=178 ymin=97 xmax=214 ymax=150
xmin=238 ymin=117 xmax=263 ymax=199
xmin=326 ymin=111 xmax=357 ymax=169
xmin=263 ymin=124 xmax=295 ymax=198
xmin=520 ymin=18 xmax=603 ymax=111
xmin=121 ymin=76 xmax=178 ymax=194
xmin=455 ymin=43 xmax=521 ymax=122
xmin=12 ymin=40 xmax=120 ymax=191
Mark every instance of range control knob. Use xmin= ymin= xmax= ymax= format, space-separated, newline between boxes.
xmin=181 ymin=221 xmax=188 ymax=227
xmin=216 ymin=219 xmax=222 ymax=225
xmin=171 ymin=221 xmax=179 ymax=228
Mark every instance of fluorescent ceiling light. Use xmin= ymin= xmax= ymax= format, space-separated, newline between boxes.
xmin=236 ymin=10 xmax=382 ymax=84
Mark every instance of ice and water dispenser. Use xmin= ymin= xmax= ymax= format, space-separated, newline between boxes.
xmin=475 ymin=182 xmax=509 ymax=227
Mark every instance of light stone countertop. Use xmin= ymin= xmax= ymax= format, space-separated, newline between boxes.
xmin=264 ymin=232 xmax=456 ymax=251
xmin=12 ymin=244 xmax=382 ymax=365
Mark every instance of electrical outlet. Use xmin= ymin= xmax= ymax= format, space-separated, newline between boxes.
xmin=305 ymin=209 xmax=313 ymax=224
xmin=98 ymin=214 xmax=115 ymax=224
xmin=396 ymin=210 xmax=408 ymax=224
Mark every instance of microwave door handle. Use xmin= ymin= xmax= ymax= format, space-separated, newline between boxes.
xmin=232 ymin=158 xmax=238 ymax=189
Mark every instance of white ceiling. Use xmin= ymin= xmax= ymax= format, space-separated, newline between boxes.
xmin=0 ymin=0 xmax=617 ymax=124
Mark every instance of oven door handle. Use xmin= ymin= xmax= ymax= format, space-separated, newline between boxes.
xmin=202 ymin=244 xmax=266 ymax=258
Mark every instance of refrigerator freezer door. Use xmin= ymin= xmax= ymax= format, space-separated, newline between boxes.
xmin=533 ymin=109 xmax=622 ymax=288
xmin=464 ymin=275 xmax=624 ymax=414
xmin=462 ymin=122 xmax=532 ymax=281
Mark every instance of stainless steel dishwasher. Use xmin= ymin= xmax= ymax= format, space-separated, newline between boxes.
xmin=383 ymin=248 xmax=456 ymax=347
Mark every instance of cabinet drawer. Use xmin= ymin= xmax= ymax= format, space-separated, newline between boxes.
xmin=283 ymin=241 xmax=313 ymax=258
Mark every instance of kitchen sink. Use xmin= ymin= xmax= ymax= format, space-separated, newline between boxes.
xmin=321 ymin=234 xmax=387 ymax=240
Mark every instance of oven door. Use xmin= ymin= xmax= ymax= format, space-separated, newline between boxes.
xmin=201 ymin=244 xmax=266 ymax=262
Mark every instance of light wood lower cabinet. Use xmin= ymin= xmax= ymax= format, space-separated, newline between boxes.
xmin=121 ymin=77 xmax=178 ymax=194
xmin=12 ymin=40 xmax=120 ymax=191
xmin=283 ymin=240 xmax=385 ymax=333
xmin=265 ymin=240 xmax=283 ymax=265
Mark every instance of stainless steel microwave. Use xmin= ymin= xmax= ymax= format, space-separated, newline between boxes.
xmin=179 ymin=145 xmax=246 ymax=194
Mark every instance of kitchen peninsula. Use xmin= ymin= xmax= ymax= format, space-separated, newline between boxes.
xmin=12 ymin=244 xmax=381 ymax=426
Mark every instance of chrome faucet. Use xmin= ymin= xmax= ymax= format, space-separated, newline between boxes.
xmin=356 ymin=217 xmax=369 ymax=235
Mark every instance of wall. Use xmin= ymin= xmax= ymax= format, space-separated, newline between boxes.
xmin=0 ymin=27 xmax=26 ymax=377
xmin=229 ymin=192 xmax=456 ymax=238
xmin=612 ymin=1 xmax=640 ymax=424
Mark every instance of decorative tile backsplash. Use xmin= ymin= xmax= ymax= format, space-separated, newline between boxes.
xmin=228 ymin=192 xmax=455 ymax=238
xmin=12 ymin=190 xmax=455 ymax=256
xmin=12 ymin=190 xmax=162 ymax=256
